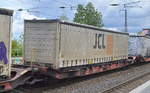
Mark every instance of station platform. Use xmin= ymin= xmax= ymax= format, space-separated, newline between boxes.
xmin=130 ymin=80 xmax=150 ymax=93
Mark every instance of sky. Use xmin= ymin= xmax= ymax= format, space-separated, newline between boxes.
xmin=0 ymin=0 xmax=150 ymax=39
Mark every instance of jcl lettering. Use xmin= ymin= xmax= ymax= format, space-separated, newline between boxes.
xmin=93 ymin=34 xmax=105 ymax=49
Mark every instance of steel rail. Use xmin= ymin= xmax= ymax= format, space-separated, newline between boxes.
xmin=101 ymin=70 xmax=150 ymax=93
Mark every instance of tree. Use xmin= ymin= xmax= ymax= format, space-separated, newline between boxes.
xmin=12 ymin=39 xmax=23 ymax=57
xmin=11 ymin=34 xmax=23 ymax=57
xmin=74 ymin=2 xmax=103 ymax=27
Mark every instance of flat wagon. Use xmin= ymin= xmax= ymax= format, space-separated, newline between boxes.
xmin=24 ymin=19 xmax=131 ymax=79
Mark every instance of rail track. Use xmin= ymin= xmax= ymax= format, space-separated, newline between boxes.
xmin=101 ymin=68 xmax=150 ymax=93
xmin=9 ymin=63 xmax=150 ymax=93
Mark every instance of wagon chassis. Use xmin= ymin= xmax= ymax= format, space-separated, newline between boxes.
xmin=0 ymin=65 xmax=40 ymax=92
xmin=35 ymin=59 xmax=133 ymax=79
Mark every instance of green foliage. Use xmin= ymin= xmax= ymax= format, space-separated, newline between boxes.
xmin=74 ymin=2 xmax=103 ymax=27
xmin=12 ymin=34 xmax=23 ymax=57
xmin=60 ymin=15 xmax=68 ymax=21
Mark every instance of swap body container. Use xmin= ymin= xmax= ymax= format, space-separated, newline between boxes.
xmin=0 ymin=8 xmax=13 ymax=77
xmin=129 ymin=35 xmax=150 ymax=57
xmin=24 ymin=20 xmax=129 ymax=69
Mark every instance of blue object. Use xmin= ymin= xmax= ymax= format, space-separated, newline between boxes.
xmin=0 ymin=41 xmax=8 ymax=64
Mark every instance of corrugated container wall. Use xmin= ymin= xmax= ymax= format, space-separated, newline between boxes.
xmin=0 ymin=9 xmax=13 ymax=77
xmin=24 ymin=20 xmax=129 ymax=69
xmin=24 ymin=22 xmax=58 ymax=66
xmin=129 ymin=35 xmax=150 ymax=57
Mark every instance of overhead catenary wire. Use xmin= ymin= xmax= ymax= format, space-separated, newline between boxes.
xmin=110 ymin=1 xmax=142 ymax=33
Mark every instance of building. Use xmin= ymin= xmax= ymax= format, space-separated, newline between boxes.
xmin=140 ymin=29 xmax=150 ymax=36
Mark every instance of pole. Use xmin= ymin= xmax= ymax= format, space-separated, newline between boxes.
xmin=60 ymin=6 xmax=66 ymax=20
xmin=124 ymin=4 xmax=128 ymax=33
xmin=110 ymin=1 xmax=141 ymax=33
xmin=125 ymin=9 xmax=128 ymax=33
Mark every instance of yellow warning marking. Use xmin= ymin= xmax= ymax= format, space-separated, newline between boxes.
xmin=88 ymin=59 xmax=93 ymax=64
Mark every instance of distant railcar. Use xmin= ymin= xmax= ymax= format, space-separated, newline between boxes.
xmin=0 ymin=8 xmax=13 ymax=79
xmin=24 ymin=19 xmax=130 ymax=79
xmin=129 ymin=35 xmax=150 ymax=57
xmin=129 ymin=35 xmax=150 ymax=63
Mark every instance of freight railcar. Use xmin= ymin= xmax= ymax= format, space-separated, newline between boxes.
xmin=1 ymin=18 xmax=149 ymax=92
xmin=24 ymin=19 xmax=131 ymax=79
xmin=0 ymin=8 xmax=13 ymax=80
xmin=129 ymin=35 xmax=150 ymax=62
xmin=0 ymin=8 xmax=36 ymax=92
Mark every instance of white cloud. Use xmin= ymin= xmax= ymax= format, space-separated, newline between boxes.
xmin=0 ymin=0 xmax=45 ymax=39
xmin=20 ymin=11 xmax=46 ymax=20
xmin=85 ymin=0 xmax=150 ymax=33
xmin=12 ymin=11 xmax=46 ymax=39
xmin=1 ymin=0 xmax=150 ymax=37
xmin=102 ymin=27 xmax=121 ymax=32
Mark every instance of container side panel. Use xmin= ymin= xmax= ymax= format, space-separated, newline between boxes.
xmin=59 ymin=24 xmax=128 ymax=68
xmin=129 ymin=36 xmax=150 ymax=57
xmin=129 ymin=37 xmax=143 ymax=56
xmin=24 ymin=22 xmax=57 ymax=66
xmin=113 ymin=34 xmax=128 ymax=61
xmin=0 ymin=14 xmax=11 ymax=76
xmin=144 ymin=37 xmax=150 ymax=57
xmin=106 ymin=35 xmax=113 ymax=55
